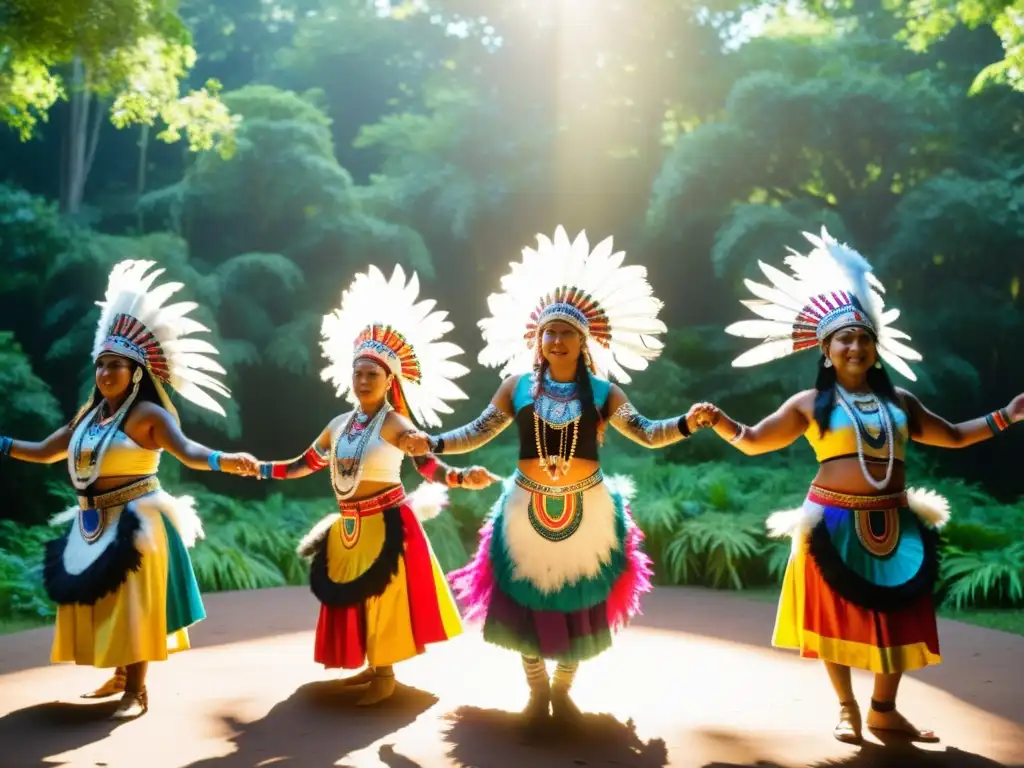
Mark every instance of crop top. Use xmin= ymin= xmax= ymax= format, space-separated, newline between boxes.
xmin=803 ymin=393 xmax=909 ymax=463
xmin=71 ymin=424 xmax=161 ymax=479
xmin=332 ymin=407 xmax=403 ymax=488
xmin=513 ymin=373 xmax=610 ymax=462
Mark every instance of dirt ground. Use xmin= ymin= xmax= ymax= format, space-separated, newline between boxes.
xmin=1 ymin=586 xmax=1021 ymax=768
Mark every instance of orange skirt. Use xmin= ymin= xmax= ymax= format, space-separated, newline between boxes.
xmin=773 ymin=488 xmax=942 ymax=674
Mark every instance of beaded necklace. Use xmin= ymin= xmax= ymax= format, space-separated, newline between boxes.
xmin=834 ymin=385 xmax=895 ymax=491
xmin=329 ymin=403 xmax=391 ymax=500
xmin=533 ymin=371 xmax=580 ymax=482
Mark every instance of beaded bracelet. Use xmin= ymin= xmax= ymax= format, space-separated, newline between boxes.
xmin=208 ymin=451 xmax=223 ymax=471
xmin=985 ymin=408 xmax=1012 ymax=436
xmin=0 ymin=436 xmax=12 ymax=458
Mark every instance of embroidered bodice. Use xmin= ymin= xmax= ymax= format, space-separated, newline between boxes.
xmin=513 ymin=371 xmax=610 ymax=462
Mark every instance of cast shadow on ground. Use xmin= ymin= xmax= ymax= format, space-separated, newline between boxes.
xmin=703 ymin=732 xmax=1024 ymax=768
xmin=0 ymin=699 xmax=125 ymax=765
xmin=443 ymin=705 xmax=669 ymax=768
xmin=183 ymin=679 xmax=437 ymax=768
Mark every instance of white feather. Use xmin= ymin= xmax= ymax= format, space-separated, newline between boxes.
xmin=406 ymin=481 xmax=449 ymax=521
xmin=319 ymin=264 xmax=469 ymax=428
xmin=476 ymin=226 xmax=666 ymax=382
xmin=296 ymin=513 xmax=340 ymax=558
xmin=725 ymin=227 xmax=921 ymax=379
xmin=94 ymin=260 xmax=230 ymax=416
xmin=906 ymin=487 xmax=950 ymax=529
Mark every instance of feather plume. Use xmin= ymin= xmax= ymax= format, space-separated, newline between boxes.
xmin=477 ymin=226 xmax=666 ymax=383
xmin=93 ymin=260 xmax=230 ymax=415
xmin=725 ymin=227 xmax=921 ymax=380
xmin=320 ymin=265 xmax=469 ymax=428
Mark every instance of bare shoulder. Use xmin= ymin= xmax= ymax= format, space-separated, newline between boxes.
xmin=127 ymin=400 xmax=171 ymax=425
xmin=787 ymin=389 xmax=818 ymax=417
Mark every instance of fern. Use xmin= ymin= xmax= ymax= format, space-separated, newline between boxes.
xmin=940 ymin=543 xmax=1024 ymax=610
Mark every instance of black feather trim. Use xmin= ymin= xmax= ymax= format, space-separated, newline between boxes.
xmin=308 ymin=506 xmax=405 ymax=607
xmin=43 ymin=510 xmax=144 ymax=605
xmin=808 ymin=515 xmax=940 ymax=613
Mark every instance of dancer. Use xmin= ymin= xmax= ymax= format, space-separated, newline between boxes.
xmin=694 ymin=227 xmax=1023 ymax=743
xmin=406 ymin=227 xmax=705 ymax=726
xmin=0 ymin=260 xmax=257 ymax=719
xmin=252 ymin=265 xmax=498 ymax=706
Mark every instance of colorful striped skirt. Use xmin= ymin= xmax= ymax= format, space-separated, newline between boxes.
xmin=44 ymin=479 xmax=206 ymax=668
xmin=302 ymin=484 xmax=462 ymax=669
xmin=772 ymin=485 xmax=946 ymax=674
xmin=449 ymin=470 xmax=653 ymax=663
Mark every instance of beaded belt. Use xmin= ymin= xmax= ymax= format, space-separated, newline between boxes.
xmin=808 ymin=484 xmax=907 ymax=511
xmin=76 ymin=476 xmax=160 ymax=543
xmin=514 ymin=469 xmax=603 ymax=497
xmin=77 ymin=476 xmax=161 ymax=511
xmin=337 ymin=485 xmax=406 ymax=517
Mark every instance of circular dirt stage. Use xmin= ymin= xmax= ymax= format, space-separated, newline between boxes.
xmin=1 ymin=587 xmax=1022 ymax=768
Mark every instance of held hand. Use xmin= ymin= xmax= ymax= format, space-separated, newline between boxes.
xmin=1007 ymin=393 xmax=1024 ymax=424
xmin=686 ymin=401 xmax=721 ymax=433
xmin=219 ymin=452 xmax=261 ymax=477
xmin=460 ymin=466 xmax=501 ymax=490
xmin=398 ymin=430 xmax=431 ymax=456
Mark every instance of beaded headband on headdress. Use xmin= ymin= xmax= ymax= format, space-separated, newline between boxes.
xmin=724 ymin=227 xmax=921 ymax=380
xmin=478 ymin=227 xmax=666 ymax=383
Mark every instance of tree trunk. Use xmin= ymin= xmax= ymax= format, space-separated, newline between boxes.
xmin=136 ymin=123 xmax=150 ymax=231
xmin=60 ymin=58 xmax=105 ymax=216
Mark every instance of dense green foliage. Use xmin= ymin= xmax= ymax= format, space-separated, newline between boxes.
xmin=0 ymin=0 xmax=1021 ymax=627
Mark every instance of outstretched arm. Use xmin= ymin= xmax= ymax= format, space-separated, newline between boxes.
xmin=256 ymin=416 xmax=342 ymax=480
xmin=1 ymin=425 xmax=73 ymax=464
xmin=900 ymin=389 xmax=1023 ymax=449
xmin=606 ymin=385 xmax=696 ymax=448
xmin=426 ymin=376 xmax=517 ymax=455
xmin=137 ymin=402 xmax=258 ymax=475
xmin=412 ymin=453 xmax=500 ymax=490
xmin=703 ymin=390 xmax=814 ymax=456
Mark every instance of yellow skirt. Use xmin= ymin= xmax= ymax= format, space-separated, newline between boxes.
xmin=48 ymin=492 xmax=206 ymax=668
xmin=308 ymin=488 xmax=461 ymax=668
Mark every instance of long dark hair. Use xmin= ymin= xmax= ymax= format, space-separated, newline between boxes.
xmin=812 ymin=348 xmax=917 ymax=437
xmin=69 ymin=362 xmax=166 ymax=430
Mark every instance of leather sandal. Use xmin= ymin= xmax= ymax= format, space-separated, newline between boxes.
xmin=82 ymin=668 xmax=127 ymax=699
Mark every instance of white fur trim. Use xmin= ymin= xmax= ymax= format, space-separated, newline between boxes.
xmin=501 ymin=480 xmax=619 ymax=593
xmin=57 ymin=490 xmax=202 ymax=576
xmin=297 ymin=513 xmax=340 ymax=559
xmin=765 ymin=502 xmax=824 ymax=540
xmin=603 ymin=473 xmax=636 ymax=504
xmin=906 ymin=487 xmax=950 ymax=529
xmin=407 ymin=481 xmax=449 ymax=522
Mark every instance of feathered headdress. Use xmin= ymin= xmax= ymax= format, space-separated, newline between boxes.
xmin=477 ymin=226 xmax=666 ymax=383
xmin=320 ymin=265 xmax=469 ymax=428
xmin=93 ymin=260 xmax=230 ymax=417
xmin=724 ymin=227 xmax=922 ymax=380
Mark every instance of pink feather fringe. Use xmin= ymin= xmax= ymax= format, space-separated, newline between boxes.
xmin=448 ymin=511 xmax=653 ymax=631
xmin=606 ymin=517 xmax=654 ymax=631
xmin=448 ymin=517 xmax=496 ymax=625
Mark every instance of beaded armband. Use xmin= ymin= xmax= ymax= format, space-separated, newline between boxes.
xmin=986 ymin=408 xmax=1012 ymax=436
